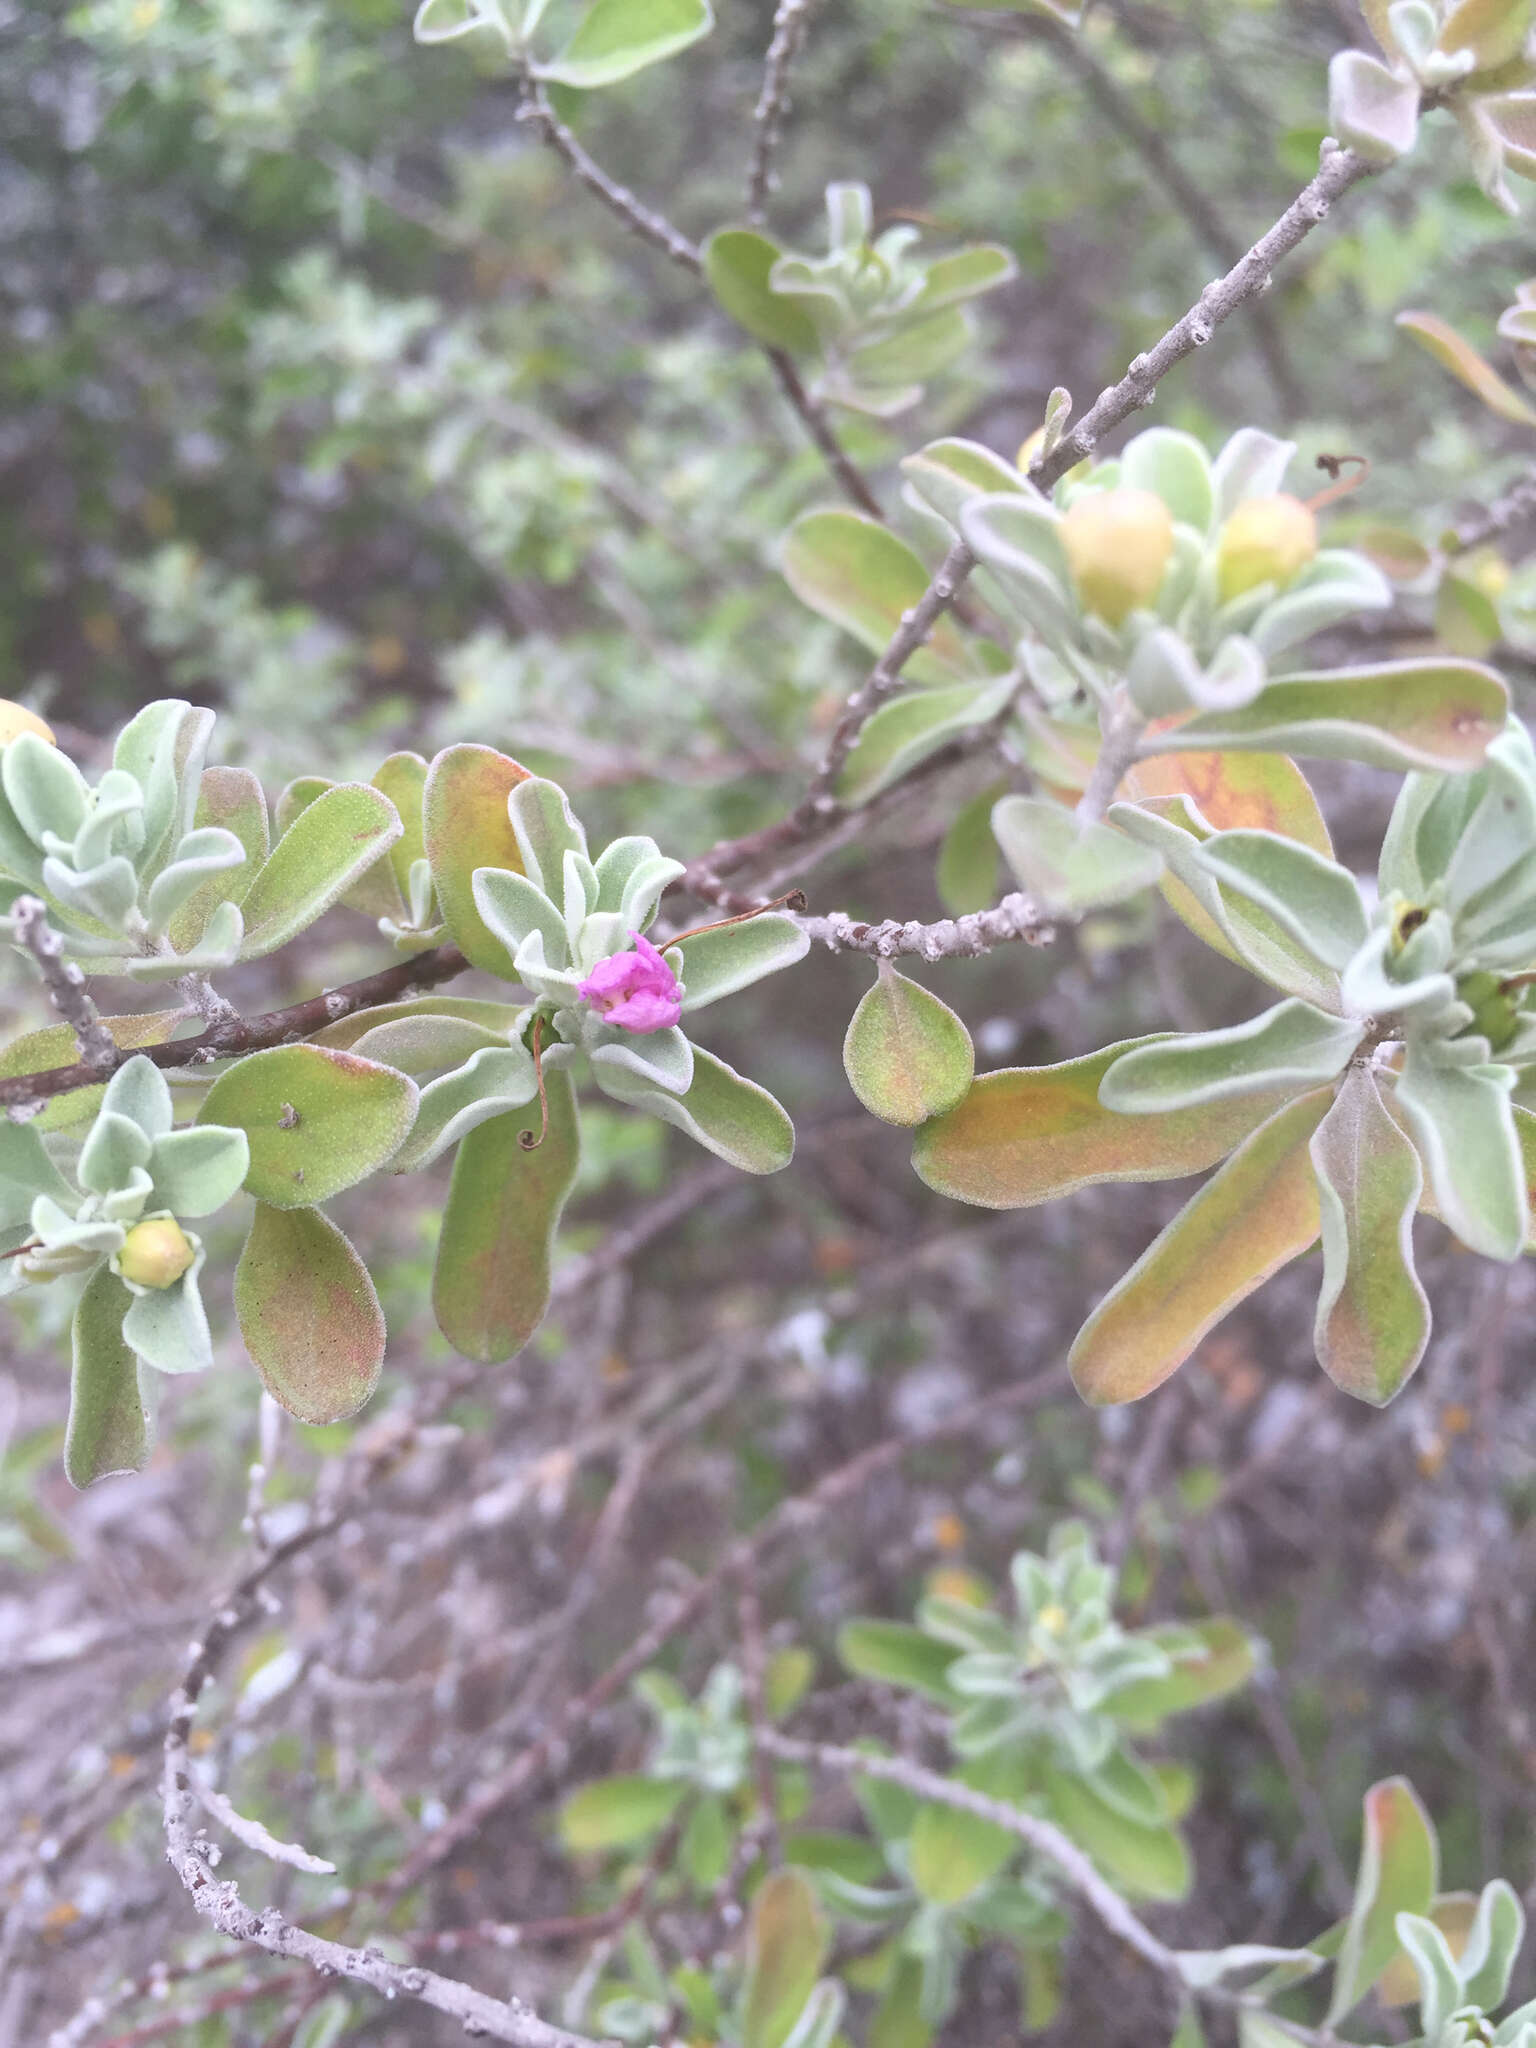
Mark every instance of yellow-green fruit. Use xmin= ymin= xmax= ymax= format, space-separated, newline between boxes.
xmin=1060 ymin=488 xmax=1175 ymax=627
xmin=118 ymin=1218 xmax=195 ymax=1290
xmin=0 ymin=699 xmax=55 ymax=748
xmin=1216 ymin=494 xmax=1318 ymax=602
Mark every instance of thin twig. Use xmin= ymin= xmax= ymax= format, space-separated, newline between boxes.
xmin=10 ymin=897 xmax=118 ymax=1072
xmin=798 ymin=891 xmax=1050 ymax=961
xmin=747 ymin=0 xmax=818 ymax=226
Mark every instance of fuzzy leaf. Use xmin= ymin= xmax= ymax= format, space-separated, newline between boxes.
xmin=148 ymin=1125 xmax=251 ymax=1217
xmin=702 ymin=229 xmax=820 ymax=353
xmin=992 ymin=796 xmax=1162 ymax=913
xmin=432 ymin=1068 xmax=580 ymax=1363
xmin=198 ymin=1044 xmax=419 ymax=1210
xmin=1328 ymin=48 xmax=1421 ymax=161
xmin=1042 ymin=1769 xmax=1191 ymax=1901
xmin=836 ymin=675 xmax=1016 ymax=803
xmin=913 ymin=1043 xmax=1295 ymax=1208
xmin=534 ymin=0 xmax=713 ymax=87
xmin=672 ymin=914 xmax=810 ymax=1011
xmin=837 ymin=1619 xmax=960 ymax=1703
xmin=900 ymin=438 xmax=1029 ymax=530
xmin=423 ymin=744 xmax=532 ymax=978
xmin=509 ymin=777 xmax=589 ymax=898
xmin=65 ymin=1264 xmax=154 ymax=1488
xmin=1327 ymin=1779 xmax=1438 ymax=2024
xmin=121 ymin=1259 xmax=212 ymax=1376
xmin=237 ymin=783 xmax=403 ymax=961
xmin=235 ymin=1203 xmax=385 ymax=1424
xmin=1147 ymin=660 xmax=1508 ymax=773
xmin=595 ymin=1044 xmax=794 ymax=1172
xmin=1310 ymin=1068 xmax=1429 ymax=1405
xmin=1395 ymin=1042 xmax=1526 ymax=1260
xmin=1098 ymin=1002 xmax=1361 ymax=1114
xmin=1106 ymin=1619 xmax=1256 ymax=1730
xmin=781 ymin=513 xmax=971 ymax=684
xmin=1070 ymin=1090 xmax=1330 ymax=1405
xmin=0 ymin=1012 xmax=182 ymax=1135
xmin=843 ymin=964 xmax=974 ymax=1126
xmin=168 ymin=766 xmax=269 ymax=951
xmin=1191 ymin=832 xmax=1368 ymax=971
xmin=1397 ymin=310 xmax=1536 ymax=427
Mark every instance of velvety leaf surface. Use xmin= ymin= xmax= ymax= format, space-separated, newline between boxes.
xmin=842 ymin=964 xmax=974 ymax=1126
xmin=65 ymin=1264 xmax=154 ymax=1488
xmin=235 ymin=1202 xmax=386 ymax=1424
xmin=1069 ymin=1090 xmax=1331 ymax=1405
xmin=1122 ymin=749 xmax=1333 ymax=852
xmin=0 ymin=1010 xmax=182 ymax=1134
xmin=198 ymin=1043 xmax=420 ymax=1208
xmin=168 ymin=765 xmax=269 ymax=950
xmin=1396 ymin=1043 xmax=1526 ymax=1261
xmin=1310 ymin=1068 xmax=1429 ymax=1404
xmin=702 ymin=229 xmax=820 ymax=353
xmin=781 ymin=512 xmax=970 ymax=683
xmin=992 ymin=796 xmax=1162 ymax=914
xmin=432 ymin=1069 xmax=580 ymax=1363
xmin=836 ymin=675 xmax=1015 ymax=803
xmin=1327 ymin=1778 xmax=1438 ymax=2024
xmin=1098 ymin=1001 xmax=1360 ymax=1113
xmin=672 ymin=914 xmax=810 ymax=1011
xmin=913 ymin=1043 xmax=1295 ymax=1209
xmin=423 ymin=744 xmax=532 ymax=977
xmin=1148 ymin=660 xmax=1508 ymax=773
xmin=936 ymin=781 xmax=1005 ymax=915
xmin=1191 ymin=832 xmax=1368 ymax=971
xmin=598 ymin=1046 xmax=794 ymax=1173
xmin=238 ymin=782 xmax=403 ymax=960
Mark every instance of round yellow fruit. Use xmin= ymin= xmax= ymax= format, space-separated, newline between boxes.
xmin=118 ymin=1218 xmax=196 ymax=1290
xmin=1216 ymin=494 xmax=1318 ymax=603
xmin=0 ymin=700 xmax=55 ymax=748
xmin=1060 ymin=488 xmax=1175 ymax=627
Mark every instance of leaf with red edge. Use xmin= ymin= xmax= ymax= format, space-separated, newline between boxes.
xmin=1069 ymin=1089 xmax=1330 ymax=1405
xmin=432 ymin=1069 xmax=581 ymax=1362
xmin=1122 ymin=751 xmax=1332 ymax=853
xmin=198 ymin=1043 xmax=419 ymax=1209
xmin=1327 ymin=1778 xmax=1438 ymax=2023
xmin=1397 ymin=311 xmax=1536 ymax=427
xmin=422 ymin=744 xmax=533 ymax=978
xmin=912 ymin=1043 xmax=1296 ymax=1209
xmin=235 ymin=1203 xmax=385 ymax=1424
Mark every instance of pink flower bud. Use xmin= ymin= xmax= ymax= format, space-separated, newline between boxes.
xmin=576 ymin=934 xmax=683 ymax=1034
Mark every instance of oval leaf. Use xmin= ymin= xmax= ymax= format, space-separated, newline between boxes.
xmin=913 ymin=1043 xmax=1297 ymax=1210
xmin=843 ymin=964 xmax=974 ymax=1126
xmin=198 ymin=1044 xmax=419 ymax=1209
xmin=781 ymin=512 xmax=970 ymax=684
xmin=237 ymin=783 xmax=402 ymax=961
xmin=1070 ymin=1090 xmax=1331 ymax=1405
xmin=432 ymin=1068 xmax=580 ymax=1363
xmin=66 ymin=1264 xmax=154 ymax=1488
xmin=423 ymin=744 xmax=532 ymax=978
xmin=534 ymin=0 xmax=714 ymax=88
xmin=1327 ymin=1778 xmax=1439 ymax=2024
xmin=744 ymin=1870 xmax=829 ymax=2048
xmin=1098 ymin=1001 xmax=1361 ymax=1115
xmin=702 ymin=229 xmax=820 ymax=354
xmin=235 ymin=1203 xmax=385 ymax=1425
xmin=559 ymin=1774 xmax=686 ymax=1853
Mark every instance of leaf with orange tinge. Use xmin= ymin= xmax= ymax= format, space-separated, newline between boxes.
xmin=1122 ymin=751 xmax=1332 ymax=854
xmin=1070 ymin=1089 xmax=1331 ymax=1405
xmin=236 ymin=1204 xmax=385 ymax=1425
xmin=423 ymin=744 xmax=532 ymax=978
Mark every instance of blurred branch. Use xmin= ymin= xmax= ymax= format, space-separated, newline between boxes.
xmin=748 ymin=0 xmax=820 ymax=225
xmin=1453 ymin=466 xmax=1536 ymax=553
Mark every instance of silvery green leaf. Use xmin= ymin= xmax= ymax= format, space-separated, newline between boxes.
xmin=913 ymin=1597 xmax=1012 ymax=1654
xmin=992 ymin=796 xmax=1162 ymax=914
xmin=114 ymin=701 xmax=214 ymax=882
xmin=593 ymin=834 xmax=667 ymax=914
xmin=391 ymin=1045 xmax=540 ymax=1172
xmin=31 ymin=1196 xmax=123 ymax=1256
xmin=591 ymin=1023 xmax=695 ymax=1096
xmin=1339 ymin=925 xmax=1457 ymax=1026
xmin=591 ymin=1045 xmax=793 ymax=1172
xmin=1386 ymin=0 xmax=1438 ymax=68
xmin=1441 ymin=723 xmax=1536 ymax=912
xmin=836 ymin=675 xmax=1017 ymax=805
xmin=1494 ymin=2004 xmax=1536 ymax=2046
xmin=899 ymin=438 xmax=1032 ymax=530
xmin=782 ymin=1982 xmax=844 ymax=2048
xmin=825 ymin=179 xmax=873 ymax=253
xmin=1394 ymin=1913 xmax=1462 ymax=2041
xmin=510 ymin=777 xmax=588 ymax=896
xmin=619 ymin=854 xmax=686 ymax=933
xmin=1175 ymin=1947 xmax=1323 ymax=1992
xmin=1328 ymin=48 xmax=1421 ymax=161
xmin=473 ymin=867 xmax=568 ymax=965
xmin=78 ymin=1110 xmax=153 ymax=1197
xmin=0 ymin=1122 xmax=73 ymax=1225
xmin=1456 ymin=1880 xmax=1525 ymax=2014
xmin=1097 ymin=1001 xmax=1361 ymax=1113
xmin=513 ymin=927 xmax=583 ymax=1004
xmin=72 ymin=769 xmax=146 ymax=870
xmin=119 ymin=898 xmax=243 ymax=979
xmin=1127 ymin=630 xmax=1207 ymax=717
xmin=147 ymin=1126 xmax=250 ymax=1217
xmin=41 ymin=853 xmax=139 ymax=930
xmin=100 ymin=1055 xmax=174 ymax=1139
xmin=1396 ymin=1038 xmax=1526 ymax=1260
xmin=573 ymin=911 xmax=631 ymax=973
xmin=958 ymin=494 xmax=1075 ymax=644
xmin=406 ymin=855 xmax=435 ymax=929
xmin=1211 ymin=429 xmax=1296 ymax=519
xmin=1192 ymin=830 xmax=1369 ymax=971
xmin=2 ymin=732 xmax=88 ymax=848
xmin=1120 ymin=428 xmax=1216 ymax=533
xmin=562 ymin=848 xmax=599 ymax=934
xmin=1250 ymin=551 xmax=1392 ymax=660
xmin=674 ymin=914 xmax=810 ymax=1010
xmin=120 ymin=1254 xmax=213 ymax=1376
xmin=100 ymin=1170 xmax=153 ymax=1222
xmin=343 ymin=1012 xmax=510 ymax=1074
xmin=414 ymin=0 xmax=512 ymax=41
xmin=143 ymin=826 xmax=246 ymax=936
xmin=1185 ymin=635 xmax=1267 ymax=711
xmin=1379 ymin=770 xmax=1461 ymax=899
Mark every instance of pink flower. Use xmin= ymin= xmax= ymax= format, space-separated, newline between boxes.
xmin=577 ymin=933 xmax=683 ymax=1034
